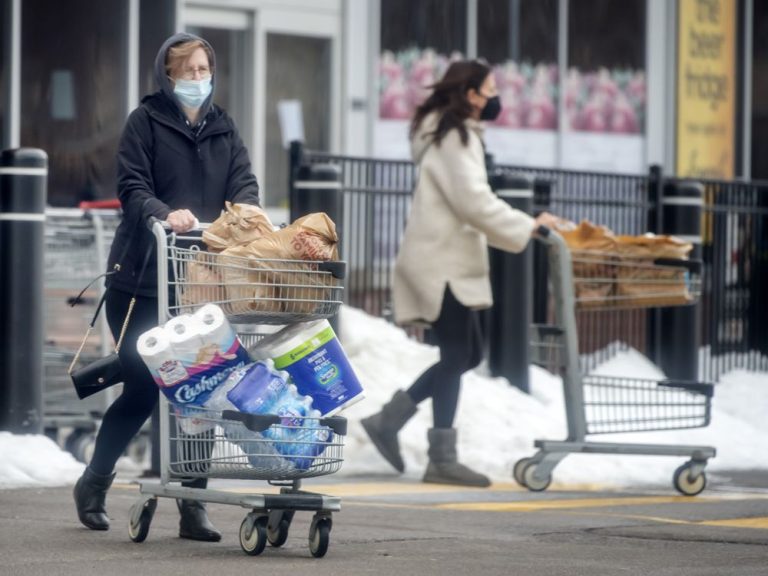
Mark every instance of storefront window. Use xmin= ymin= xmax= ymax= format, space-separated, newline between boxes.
xmin=567 ymin=0 xmax=646 ymax=135
xmin=564 ymin=0 xmax=646 ymax=172
xmin=376 ymin=0 xmax=647 ymax=171
xmin=378 ymin=0 xmax=466 ymax=121
xmin=477 ymin=0 xmax=558 ymax=165
xmin=478 ymin=0 xmax=558 ymax=129
xmin=21 ymin=0 xmax=129 ymax=206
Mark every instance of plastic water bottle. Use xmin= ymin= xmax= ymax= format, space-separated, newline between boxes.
xmin=264 ymin=386 xmax=331 ymax=469
xmin=225 ymin=359 xmax=290 ymax=414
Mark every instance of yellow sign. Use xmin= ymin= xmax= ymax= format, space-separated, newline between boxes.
xmin=676 ymin=0 xmax=736 ymax=179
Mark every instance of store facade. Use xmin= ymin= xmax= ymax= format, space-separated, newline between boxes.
xmin=0 ymin=0 xmax=758 ymax=207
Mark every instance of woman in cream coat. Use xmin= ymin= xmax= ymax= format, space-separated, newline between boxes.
xmin=362 ymin=60 xmax=558 ymax=487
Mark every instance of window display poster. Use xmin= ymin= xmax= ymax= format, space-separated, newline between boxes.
xmin=376 ymin=48 xmax=559 ymax=165
xmin=676 ymin=0 xmax=736 ymax=179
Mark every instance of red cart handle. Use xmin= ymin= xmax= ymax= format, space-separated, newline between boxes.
xmin=78 ymin=199 xmax=121 ymax=210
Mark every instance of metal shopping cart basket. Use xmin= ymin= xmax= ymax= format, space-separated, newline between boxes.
xmin=128 ymin=220 xmax=347 ymax=557
xmin=516 ymin=228 xmax=715 ymax=496
xmin=43 ymin=206 xmax=122 ymax=459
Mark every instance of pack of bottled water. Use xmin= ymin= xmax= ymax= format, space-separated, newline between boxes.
xmin=205 ymin=359 xmax=331 ymax=470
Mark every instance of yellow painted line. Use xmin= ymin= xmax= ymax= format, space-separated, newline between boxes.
xmin=582 ymin=512 xmax=768 ymax=530
xmin=438 ymin=496 xmax=721 ymax=512
xmin=234 ymin=481 xmax=610 ymax=498
xmin=698 ymin=517 xmax=768 ymax=529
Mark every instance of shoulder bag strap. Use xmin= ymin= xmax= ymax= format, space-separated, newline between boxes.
xmin=68 ymin=243 xmax=153 ymax=373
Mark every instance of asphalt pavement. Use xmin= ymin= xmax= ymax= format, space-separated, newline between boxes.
xmin=1 ymin=469 xmax=767 ymax=576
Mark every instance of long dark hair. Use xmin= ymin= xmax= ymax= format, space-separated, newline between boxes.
xmin=410 ymin=59 xmax=491 ymax=146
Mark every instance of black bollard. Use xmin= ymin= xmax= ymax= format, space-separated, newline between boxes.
xmin=658 ymin=180 xmax=703 ymax=381
xmin=288 ymin=140 xmax=304 ymax=214
xmin=487 ymin=170 xmax=534 ymax=392
xmin=291 ymin=162 xmax=344 ymax=336
xmin=0 ymin=148 xmax=48 ymax=433
xmin=291 ymin=162 xmax=343 ymax=236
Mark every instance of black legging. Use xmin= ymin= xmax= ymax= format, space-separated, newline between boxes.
xmin=89 ymin=289 xmax=160 ymax=476
xmin=406 ymin=287 xmax=484 ymax=428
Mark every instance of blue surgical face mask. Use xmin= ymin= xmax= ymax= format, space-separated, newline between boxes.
xmin=173 ymin=77 xmax=212 ymax=109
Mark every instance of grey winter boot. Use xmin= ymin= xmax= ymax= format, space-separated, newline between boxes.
xmin=361 ymin=389 xmax=418 ymax=472
xmin=423 ymin=428 xmax=491 ymax=487
xmin=73 ymin=467 xmax=116 ymax=530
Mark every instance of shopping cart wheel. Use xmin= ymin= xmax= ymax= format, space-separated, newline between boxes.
xmin=308 ymin=514 xmax=332 ymax=558
xmin=522 ymin=462 xmax=552 ymax=492
xmin=673 ymin=462 xmax=707 ymax=496
xmin=128 ymin=497 xmax=157 ymax=543
xmin=267 ymin=509 xmax=294 ymax=548
xmin=513 ymin=457 xmax=535 ymax=487
xmin=239 ymin=513 xmax=268 ymax=556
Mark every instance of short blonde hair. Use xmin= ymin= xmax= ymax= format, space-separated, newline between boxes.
xmin=165 ymin=39 xmax=214 ymax=79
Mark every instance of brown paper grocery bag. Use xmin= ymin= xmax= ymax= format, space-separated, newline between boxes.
xmin=260 ymin=213 xmax=340 ymax=314
xmin=179 ymin=252 xmax=226 ymax=309
xmin=203 ymin=202 xmax=274 ymax=252
xmin=559 ymin=220 xmax=618 ymax=307
xmin=217 ymin=243 xmax=281 ymax=315
xmin=615 ymin=234 xmax=693 ymax=307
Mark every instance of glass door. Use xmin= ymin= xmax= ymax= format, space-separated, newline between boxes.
xmin=184 ymin=7 xmax=256 ymax=165
xmin=264 ymin=33 xmax=332 ymax=208
xmin=183 ymin=2 xmax=341 ymax=209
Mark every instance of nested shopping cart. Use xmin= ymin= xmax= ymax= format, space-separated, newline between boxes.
xmin=515 ymin=228 xmax=716 ymax=496
xmin=128 ymin=220 xmax=348 ymax=557
xmin=43 ymin=206 xmax=124 ymax=461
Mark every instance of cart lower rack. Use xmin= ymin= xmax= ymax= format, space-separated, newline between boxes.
xmin=515 ymin=228 xmax=715 ymax=496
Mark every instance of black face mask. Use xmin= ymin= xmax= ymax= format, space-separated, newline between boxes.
xmin=480 ymin=95 xmax=502 ymax=121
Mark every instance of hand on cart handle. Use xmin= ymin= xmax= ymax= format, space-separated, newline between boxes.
xmin=166 ymin=209 xmax=199 ymax=233
xmin=147 ymin=215 xmax=202 ymax=232
xmin=533 ymin=212 xmax=561 ymax=234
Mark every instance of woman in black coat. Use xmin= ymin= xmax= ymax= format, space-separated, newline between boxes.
xmin=73 ymin=32 xmax=260 ymax=541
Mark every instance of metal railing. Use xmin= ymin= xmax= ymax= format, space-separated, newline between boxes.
xmin=291 ymin=144 xmax=768 ymax=382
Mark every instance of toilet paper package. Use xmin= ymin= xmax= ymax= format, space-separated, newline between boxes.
xmin=249 ymin=319 xmax=364 ymax=416
xmin=137 ymin=306 xmax=250 ymax=410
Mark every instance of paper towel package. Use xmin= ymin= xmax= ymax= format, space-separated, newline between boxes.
xmin=249 ymin=320 xmax=364 ymax=416
xmin=137 ymin=305 xmax=250 ymax=408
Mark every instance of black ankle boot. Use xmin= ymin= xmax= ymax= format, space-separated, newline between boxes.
xmin=177 ymin=499 xmax=221 ymax=542
xmin=73 ymin=467 xmax=115 ymax=530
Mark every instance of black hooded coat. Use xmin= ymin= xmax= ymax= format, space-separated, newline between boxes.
xmin=106 ymin=32 xmax=260 ymax=296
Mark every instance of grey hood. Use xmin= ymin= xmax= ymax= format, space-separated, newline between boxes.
xmin=153 ymin=32 xmax=217 ymax=119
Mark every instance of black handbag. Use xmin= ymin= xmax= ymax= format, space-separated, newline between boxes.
xmin=68 ymin=244 xmax=152 ymax=399
xmin=70 ymin=351 xmax=123 ymax=400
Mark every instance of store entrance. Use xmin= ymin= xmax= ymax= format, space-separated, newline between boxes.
xmin=185 ymin=8 xmax=255 ymax=162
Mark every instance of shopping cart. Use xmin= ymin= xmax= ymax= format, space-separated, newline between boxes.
xmin=128 ymin=220 xmax=348 ymax=558
xmin=516 ymin=227 xmax=715 ymax=496
xmin=43 ymin=206 xmax=122 ymax=461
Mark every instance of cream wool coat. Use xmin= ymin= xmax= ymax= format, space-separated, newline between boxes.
xmin=393 ymin=113 xmax=536 ymax=325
